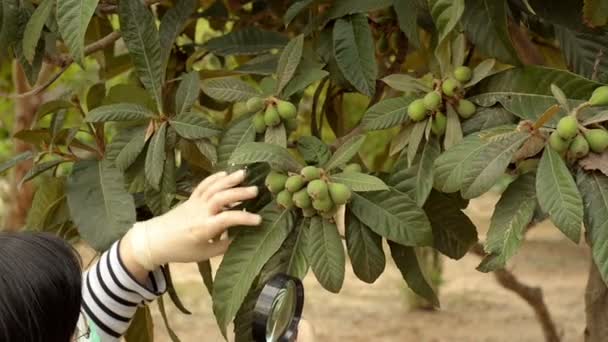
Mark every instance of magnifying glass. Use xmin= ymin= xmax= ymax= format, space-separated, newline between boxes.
xmin=252 ymin=274 xmax=304 ymax=342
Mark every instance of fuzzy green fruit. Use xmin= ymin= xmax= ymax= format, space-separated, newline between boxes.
xmin=343 ymin=163 xmax=362 ymax=173
xmin=276 ymin=100 xmax=297 ymax=120
xmin=285 ymin=118 xmax=298 ymax=131
xmin=301 ymin=166 xmax=322 ymax=181
xmin=431 ymin=112 xmax=447 ymax=136
xmin=253 ymin=112 xmax=266 ymax=134
xmin=328 ymin=183 xmax=351 ymax=205
xmin=265 ymin=171 xmax=288 ymax=193
xmin=556 ymin=116 xmax=578 ymax=140
xmin=285 ymin=175 xmax=305 ymax=193
xmin=549 ymin=131 xmax=570 ymax=153
xmin=589 ymin=86 xmax=608 ymax=106
xmin=408 ymin=99 xmax=427 ymax=121
xmin=302 ymin=207 xmax=316 ymax=217
xmin=293 ymin=189 xmax=312 ymax=209
xmin=320 ymin=206 xmax=338 ymax=220
xmin=454 ymin=66 xmax=472 ymax=83
xmin=569 ymin=135 xmax=590 ymax=159
xmin=307 ymin=179 xmax=329 ymax=199
xmin=423 ymin=92 xmax=442 ymax=111
xmin=277 ymin=190 xmax=294 ymax=209
xmin=585 ymin=129 xmax=608 ymax=153
xmin=312 ymin=197 xmax=333 ymax=212
xmin=246 ymin=97 xmax=265 ymax=113
xmin=264 ymin=105 xmax=281 ymax=127
xmin=456 ymin=99 xmax=476 ymax=119
xmin=442 ymin=78 xmax=461 ymax=97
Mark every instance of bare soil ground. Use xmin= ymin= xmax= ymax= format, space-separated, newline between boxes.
xmin=146 ymin=193 xmax=589 ymax=342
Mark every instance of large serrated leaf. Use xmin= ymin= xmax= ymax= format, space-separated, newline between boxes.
xmin=555 ymin=26 xmax=608 ymax=83
xmin=86 ymin=103 xmax=155 ymax=122
xmin=26 ymin=176 xmax=65 ymax=231
xmin=297 ymin=136 xmax=331 ymax=165
xmin=464 ymin=59 xmax=497 ymax=88
xmin=350 ymin=189 xmax=433 ymax=246
xmin=325 ymin=0 xmax=392 ymax=21
xmin=308 ymin=216 xmax=345 ymax=293
xmin=382 ymin=74 xmax=432 ymax=93
xmin=175 ymin=71 xmax=200 ymax=116
xmin=119 ymin=0 xmax=163 ymax=111
xmin=536 ymin=147 xmax=583 ymax=242
xmin=479 ymin=173 xmax=536 ymax=272
xmin=212 ymin=205 xmax=293 ymax=336
xmin=287 ymin=218 xmax=310 ymax=280
xmin=428 ymin=0 xmax=464 ymax=43
xmin=22 ymin=0 xmax=52 ymax=63
xmin=145 ymin=123 xmax=167 ymax=190
xmin=217 ymin=117 xmax=256 ymax=169
xmin=413 ymin=136 xmax=441 ymax=206
xmin=264 ymin=124 xmax=287 ymax=148
xmin=159 ymin=0 xmax=197 ymax=80
xmin=67 ymin=159 xmax=136 ymax=251
xmin=284 ymin=0 xmax=314 ymax=25
xmin=346 ymin=211 xmax=385 ymax=283
xmin=362 ymin=96 xmax=415 ymax=130
xmin=333 ymin=14 xmax=378 ymax=97
xmin=275 ymin=34 xmax=304 ymax=95
xmin=116 ymin=127 xmax=147 ymax=172
xmin=393 ymin=0 xmax=420 ymax=48
xmin=170 ymin=112 xmax=221 ymax=140
xmin=461 ymin=106 xmax=517 ymax=135
xmin=229 ymin=142 xmax=302 ymax=172
xmin=388 ymin=241 xmax=439 ymax=307
xmin=0 ymin=0 xmax=20 ymax=58
xmin=201 ymin=77 xmax=260 ymax=102
xmin=204 ymin=28 xmax=288 ymax=56
xmin=330 ymin=172 xmax=388 ymax=192
xmin=324 ymin=135 xmax=366 ymax=171
xmin=57 ymin=0 xmax=99 ymax=66
xmin=407 ymin=120 xmax=427 ymax=166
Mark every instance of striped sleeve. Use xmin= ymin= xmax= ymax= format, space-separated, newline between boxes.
xmin=80 ymin=240 xmax=167 ymax=340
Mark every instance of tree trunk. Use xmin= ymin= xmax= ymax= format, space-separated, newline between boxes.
xmin=584 ymin=258 xmax=608 ymax=341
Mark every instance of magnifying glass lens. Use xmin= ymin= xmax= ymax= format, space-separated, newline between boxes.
xmin=266 ymin=281 xmax=296 ymax=341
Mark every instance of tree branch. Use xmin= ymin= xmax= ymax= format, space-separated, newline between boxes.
xmin=471 ymin=243 xmax=561 ymax=342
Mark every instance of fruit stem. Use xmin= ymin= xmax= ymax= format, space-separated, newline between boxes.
xmin=571 ymin=101 xmax=591 ymax=118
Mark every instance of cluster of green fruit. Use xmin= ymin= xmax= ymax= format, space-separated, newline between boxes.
xmin=549 ymin=86 xmax=608 ymax=158
xmin=246 ymin=97 xmax=298 ymax=134
xmin=407 ymin=66 xmax=477 ymax=136
xmin=265 ymin=164 xmax=359 ymax=219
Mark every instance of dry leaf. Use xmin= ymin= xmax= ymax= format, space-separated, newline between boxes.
xmin=512 ymin=134 xmax=546 ymax=161
xmin=579 ymin=151 xmax=608 ymax=176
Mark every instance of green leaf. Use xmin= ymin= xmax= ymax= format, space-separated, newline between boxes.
xmin=555 ymin=26 xmax=608 ymax=83
xmin=195 ymin=139 xmax=218 ymax=165
xmin=157 ymin=296 xmax=181 ymax=342
xmin=275 ymin=34 xmax=304 ymax=95
xmin=550 ymin=83 xmax=570 ymax=112
xmin=461 ymin=106 xmax=517 ymax=135
xmin=424 ymin=190 xmax=478 ymax=259
xmin=350 ymin=189 xmax=433 ymax=246
xmin=0 ymin=0 xmax=20 ymax=58
xmin=86 ymin=103 xmax=155 ymax=123
xmin=393 ymin=0 xmax=421 ymax=48
xmin=413 ymin=137 xmax=441 ymax=206
xmin=201 ymin=77 xmax=260 ymax=102
xmin=333 ymin=14 xmax=378 ymax=97
xmin=460 ymin=131 xmax=529 ymax=199
xmin=407 ymin=121 xmax=427 ymax=166
xmin=67 ymin=159 xmax=136 ymax=251
xmin=433 ymin=132 xmax=488 ymax=193
xmin=145 ymin=123 xmax=167 ymax=190
xmin=22 ymin=0 xmax=52 ymax=63
xmin=0 ymin=151 xmax=33 ymax=175
xmin=346 ymin=211 xmax=385 ymax=283
xmin=577 ymin=170 xmax=608 ymax=284
xmin=229 ymin=142 xmax=302 ymax=173
xmin=388 ymin=241 xmax=439 ymax=307
xmin=325 ymin=0 xmax=393 ymax=21
xmin=116 ymin=127 xmax=147 ymax=172
xmin=308 ymin=216 xmax=345 ymax=293
xmin=170 ymin=112 xmax=221 ymax=140
xmin=235 ymin=54 xmax=279 ymax=76
xmin=284 ymin=0 xmax=314 ymax=26
xmin=197 ymin=260 xmax=214 ymax=296
xmin=287 ymin=218 xmax=310 ymax=280
xmin=204 ymin=28 xmax=288 ymax=56
xmin=22 ymin=160 xmax=66 ymax=184
xmin=461 ymin=0 xmax=520 ymax=65
xmin=536 ymin=147 xmax=583 ymax=242
xmin=264 ymin=124 xmax=287 ymax=148
xmin=145 ymin=148 xmax=176 ymax=216
xmin=124 ymin=307 xmax=154 ymax=342
xmin=324 ymin=135 xmax=365 ymax=171
xmin=428 ymin=0 xmax=465 ymax=44
xmin=464 ymin=59 xmax=497 ymax=88
xmin=175 ymin=71 xmax=200 ymax=116
xmin=297 ymin=136 xmax=331 ymax=165
xmin=57 ymin=0 xmax=99 ymax=66
xmin=583 ymin=0 xmax=608 ymax=27
xmin=212 ymin=206 xmax=293 ymax=336
xmin=381 ymin=74 xmax=432 ymax=93
xmin=362 ymin=96 xmax=415 ymax=130
xmin=444 ymin=103 xmax=463 ymax=150
xmin=35 ymin=100 xmax=74 ymax=122
xmin=281 ymin=54 xmax=329 ymax=98
xmin=217 ymin=117 xmax=256 ymax=169
xmin=159 ymin=0 xmax=197 ymax=80
xmin=26 ymin=176 xmax=65 ymax=230
xmin=479 ymin=173 xmax=536 ymax=272
xmin=119 ymin=0 xmax=163 ymax=111
xmin=330 ymin=172 xmax=389 ymax=192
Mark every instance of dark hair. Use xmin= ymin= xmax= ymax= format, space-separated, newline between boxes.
xmin=0 ymin=232 xmax=82 ymax=342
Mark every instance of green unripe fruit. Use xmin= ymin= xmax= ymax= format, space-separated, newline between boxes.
xmin=285 ymin=175 xmax=305 ymax=193
xmin=589 ymin=86 xmax=608 ymax=106
xmin=408 ymin=99 xmax=427 ymax=121
xmin=253 ymin=112 xmax=266 ymax=134
xmin=265 ymin=171 xmax=288 ymax=193
xmin=328 ymin=182 xmax=351 ymax=205
xmin=264 ymin=105 xmax=281 ymax=127
xmin=431 ymin=112 xmax=447 ymax=136
xmin=442 ymin=78 xmax=461 ymax=97
xmin=549 ymin=131 xmax=570 ymax=153
xmin=320 ymin=206 xmax=338 ymax=220
xmin=301 ymin=166 xmax=322 ymax=181
xmin=312 ymin=197 xmax=333 ymax=212
xmin=285 ymin=118 xmax=298 ymax=131
xmin=585 ymin=129 xmax=608 ymax=153
xmin=307 ymin=179 xmax=329 ymax=199
xmin=246 ymin=97 xmax=266 ymax=113
xmin=276 ymin=100 xmax=297 ymax=120
xmin=423 ymin=92 xmax=442 ymax=111
xmin=457 ymin=99 xmax=476 ymax=119
xmin=293 ymin=189 xmax=312 ymax=209
xmin=569 ymin=135 xmax=590 ymax=159
xmin=277 ymin=190 xmax=294 ymax=209
xmin=454 ymin=66 xmax=472 ymax=83
xmin=343 ymin=163 xmax=362 ymax=173
xmin=556 ymin=116 xmax=578 ymax=140
xmin=302 ymin=207 xmax=316 ymax=217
